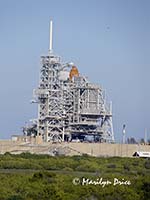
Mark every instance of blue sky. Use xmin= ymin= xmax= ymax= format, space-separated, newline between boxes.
xmin=0 ymin=0 xmax=150 ymax=142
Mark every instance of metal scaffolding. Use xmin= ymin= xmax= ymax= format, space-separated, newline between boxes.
xmin=24 ymin=20 xmax=114 ymax=143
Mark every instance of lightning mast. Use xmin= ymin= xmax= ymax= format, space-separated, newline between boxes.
xmin=49 ymin=20 xmax=53 ymax=54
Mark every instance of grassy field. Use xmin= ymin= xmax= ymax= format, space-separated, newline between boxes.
xmin=0 ymin=152 xmax=149 ymax=200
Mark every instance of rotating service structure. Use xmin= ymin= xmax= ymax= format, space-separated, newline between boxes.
xmin=33 ymin=56 xmax=114 ymax=142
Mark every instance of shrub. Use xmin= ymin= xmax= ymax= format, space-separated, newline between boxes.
xmin=141 ymin=181 xmax=150 ymax=200
xmin=4 ymin=152 xmax=12 ymax=156
xmin=107 ymin=164 xmax=116 ymax=169
xmin=123 ymin=163 xmax=130 ymax=171
xmin=62 ymin=167 xmax=73 ymax=171
xmin=8 ymin=195 xmax=25 ymax=200
xmin=144 ymin=160 xmax=150 ymax=169
xmin=132 ymin=161 xmax=139 ymax=166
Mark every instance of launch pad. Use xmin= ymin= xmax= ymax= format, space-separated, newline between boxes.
xmin=23 ymin=21 xmax=114 ymax=143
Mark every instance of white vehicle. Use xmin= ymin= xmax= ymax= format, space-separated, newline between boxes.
xmin=133 ymin=151 xmax=150 ymax=158
xmin=71 ymin=139 xmax=80 ymax=143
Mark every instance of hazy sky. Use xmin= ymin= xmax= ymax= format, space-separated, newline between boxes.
xmin=0 ymin=0 xmax=150 ymax=142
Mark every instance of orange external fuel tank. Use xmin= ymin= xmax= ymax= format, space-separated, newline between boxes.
xmin=69 ymin=66 xmax=79 ymax=80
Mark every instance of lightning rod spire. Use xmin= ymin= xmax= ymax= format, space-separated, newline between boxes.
xmin=49 ymin=20 xmax=53 ymax=54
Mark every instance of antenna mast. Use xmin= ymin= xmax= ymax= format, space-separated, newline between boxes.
xmin=49 ymin=20 xmax=53 ymax=54
xmin=144 ymin=128 xmax=147 ymax=144
xmin=122 ymin=124 xmax=126 ymax=144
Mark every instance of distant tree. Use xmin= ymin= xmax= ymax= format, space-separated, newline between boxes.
xmin=140 ymin=138 xmax=145 ymax=144
xmin=127 ymin=137 xmax=137 ymax=144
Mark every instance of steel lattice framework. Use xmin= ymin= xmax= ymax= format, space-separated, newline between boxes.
xmin=32 ymin=53 xmax=114 ymax=142
xmin=24 ymin=21 xmax=114 ymax=143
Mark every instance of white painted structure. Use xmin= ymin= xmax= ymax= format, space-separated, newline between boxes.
xmin=133 ymin=151 xmax=150 ymax=158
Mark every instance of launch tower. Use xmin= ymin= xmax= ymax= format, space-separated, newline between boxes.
xmin=24 ymin=21 xmax=114 ymax=143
